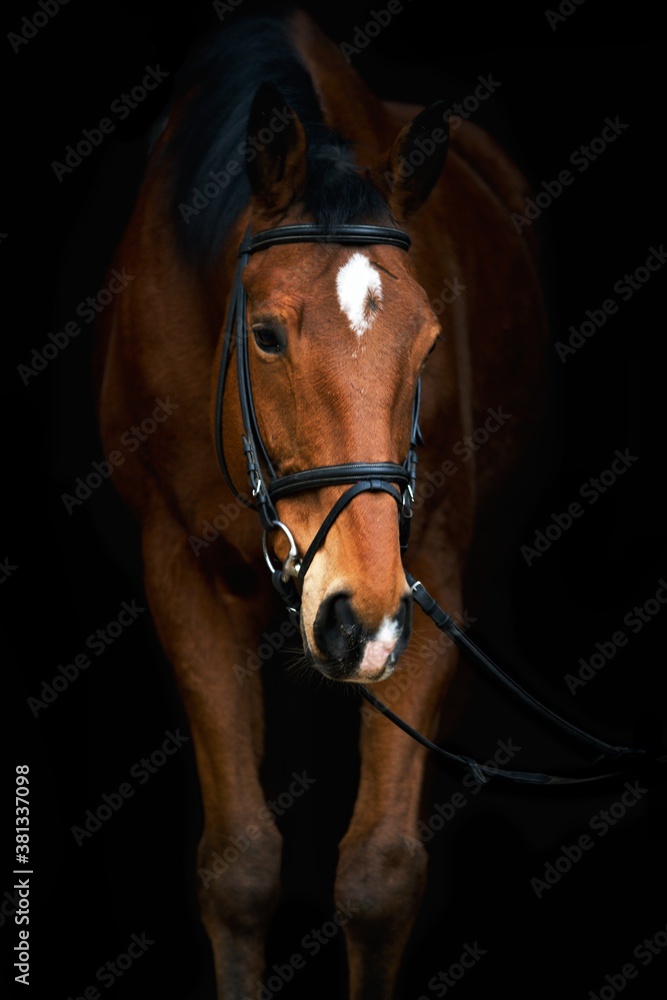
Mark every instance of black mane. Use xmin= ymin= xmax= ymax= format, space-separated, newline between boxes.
xmin=160 ymin=13 xmax=391 ymax=263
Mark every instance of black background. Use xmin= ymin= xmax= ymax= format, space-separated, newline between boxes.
xmin=2 ymin=2 xmax=666 ymax=998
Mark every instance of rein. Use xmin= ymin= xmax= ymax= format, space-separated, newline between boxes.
xmin=214 ymin=222 xmax=664 ymax=788
xmin=359 ymin=576 xmax=655 ymax=787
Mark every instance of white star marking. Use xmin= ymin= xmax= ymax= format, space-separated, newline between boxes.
xmin=336 ymin=252 xmax=383 ymax=337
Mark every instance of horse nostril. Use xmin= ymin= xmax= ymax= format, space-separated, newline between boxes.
xmin=312 ymin=591 xmax=413 ymax=673
xmin=313 ymin=592 xmax=362 ymax=663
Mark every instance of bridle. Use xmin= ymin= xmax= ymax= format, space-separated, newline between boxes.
xmin=214 ymin=221 xmax=664 ymax=788
xmin=214 ymin=223 xmax=420 ymax=618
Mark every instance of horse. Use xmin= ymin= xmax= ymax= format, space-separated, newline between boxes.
xmin=94 ymin=8 xmax=548 ymax=997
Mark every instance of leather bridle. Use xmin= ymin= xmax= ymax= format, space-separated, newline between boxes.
xmin=213 ymin=221 xmax=663 ymax=788
xmin=214 ymin=223 xmax=420 ymax=620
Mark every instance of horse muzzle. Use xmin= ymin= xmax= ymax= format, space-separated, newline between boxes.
xmin=308 ymin=589 xmax=413 ymax=682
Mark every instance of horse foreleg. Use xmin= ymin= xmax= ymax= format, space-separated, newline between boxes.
xmin=142 ymin=517 xmax=281 ymax=998
xmin=334 ymin=590 xmax=461 ymax=1000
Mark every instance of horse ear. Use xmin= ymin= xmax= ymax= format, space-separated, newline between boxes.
xmin=246 ymin=82 xmax=307 ymax=215
xmin=384 ymin=101 xmax=449 ymax=219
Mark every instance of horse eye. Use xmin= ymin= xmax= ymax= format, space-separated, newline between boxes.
xmin=252 ymin=323 xmax=285 ymax=354
xmin=422 ymin=340 xmax=438 ymax=368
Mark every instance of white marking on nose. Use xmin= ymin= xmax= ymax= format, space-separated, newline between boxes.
xmin=358 ymin=617 xmax=399 ymax=679
xmin=336 ymin=252 xmax=383 ymax=336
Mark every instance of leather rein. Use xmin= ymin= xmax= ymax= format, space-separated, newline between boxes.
xmin=213 ymin=222 xmax=663 ymax=788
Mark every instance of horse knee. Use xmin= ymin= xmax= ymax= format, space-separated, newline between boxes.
xmin=196 ymin=824 xmax=282 ymax=933
xmin=334 ymin=829 xmax=428 ymax=934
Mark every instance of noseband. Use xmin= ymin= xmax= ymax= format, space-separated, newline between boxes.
xmin=214 ymin=222 xmax=663 ymax=788
xmin=214 ymin=223 xmax=419 ymax=621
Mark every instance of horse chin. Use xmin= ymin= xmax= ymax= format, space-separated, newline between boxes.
xmin=345 ymin=658 xmax=398 ymax=684
xmin=303 ymin=640 xmax=399 ymax=684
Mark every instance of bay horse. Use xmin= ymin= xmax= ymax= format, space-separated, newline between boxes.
xmin=94 ymin=9 xmax=548 ymax=997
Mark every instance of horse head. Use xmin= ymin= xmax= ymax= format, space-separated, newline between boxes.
xmin=220 ymin=83 xmax=448 ymax=683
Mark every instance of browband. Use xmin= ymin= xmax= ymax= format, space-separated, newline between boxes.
xmin=243 ymin=224 xmax=412 ymax=254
